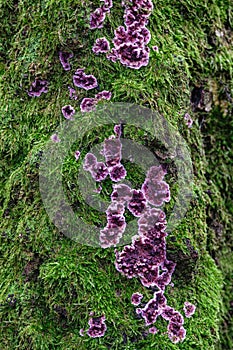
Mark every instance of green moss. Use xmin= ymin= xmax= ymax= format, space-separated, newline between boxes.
xmin=0 ymin=0 xmax=232 ymax=349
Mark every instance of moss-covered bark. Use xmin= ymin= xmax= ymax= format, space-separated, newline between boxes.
xmin=0 ymin=0 xmax=232 ymax=349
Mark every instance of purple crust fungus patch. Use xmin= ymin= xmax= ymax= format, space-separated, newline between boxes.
xmin=183 ymin=301 xmax=196 ymax=318
xmin=101 ymin=0 xmax=113 ymax=12
xmin=91 ymin=162 xmax=109 ymax=182
xmin=27 ymin=79 xmax=48 ymax=97
xmin=80 ymin=125 xmax=188 ymax=343
xmin=131 ymin=292 xmax=143 ymax=306
xmin=61 ymin=105 xmax=75 ymax=120
xmin=103 ymin=135 xmax=127 ymax=181
xmin=73 ymin=68 xmax=98 ymax=90
xmin=80 ymin=97 xmax=97 ymax=113
xmin=83 ymin=153 xmax=98 ymax=171
xmin=127 ymin=189 xmax=147 ymax=217
xmin=90 ymin=0 xmax=113 ymax=29
xmin=59 ymin=51 xmax=73 ymax=71
xmin=106 ymin=0 xmax=153 ymax=69
xmin=184 ymin=113 xmax=193 ymax=128
xmin=95 ymin=90 xmax=112 ymax=101
xmin=90 ymin=7 xmax=106 ymax=29
xmin=83 ymin=153 xmax=109 ymax=182
xmin=103 ymin=137 xmax=122 ymax=167
xmin=111 ymin=183 xmax=132 ymax=203
xmin=100 ymin=202 xmax=126 ymax=248
xmin=92 ymin=37 xmax=110 ymax=54
xmin=68 ymin=86 xmax=78 ymax=100
xmin=141 ymin=166 xmax=170 ymax=206
xmin=50 ymin=134 xmax=61 ymax=143
xmin=109 ymin=163 xmax=127 ymax=182
xmin=74 ymin=150 xmax=80 ymax=160
xmin=152 ymin=45 xmax=159 ymax=52
xmin=113 ymin=124 xmax=122 ymax=138
xmin=86 ymin=314 xmax=107 ymax=338
xmin=149 ymin=326 xmax=158 ymax=334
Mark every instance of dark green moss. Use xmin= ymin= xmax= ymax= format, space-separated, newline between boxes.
xmin=0 ymin=0 xmax=232 ymax=349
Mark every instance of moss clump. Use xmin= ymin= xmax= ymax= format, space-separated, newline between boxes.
xmin=0 ymin=0 xmax=232 ymax=349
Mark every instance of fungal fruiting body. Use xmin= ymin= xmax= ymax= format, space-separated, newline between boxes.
xmin=59 ymin=51 xmax=73 ymax=71
xmin=28 ymin=79 xmax=48 ymax=97
xmin=73 ymin=68 xmax=98 ymax=90
xmin=61 ymin=105 xmax=75 ymax=120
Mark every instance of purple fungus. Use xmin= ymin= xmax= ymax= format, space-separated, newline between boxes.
xmin=152 ymin=45 xmax=159 ymax=52
xmin=79 ymin=328 xmax=85 ymax=336
xmin=138 ymin=267 xmax=160 ymax=288
xmin=59 ymin=51 xmax=73 ymax=71
xmin=27 ymin=79 xmax=48 ymax=97
xmin=95 ymin=90 xmax=112 ymax=101
xmin=91 ymin=162 xmax=109 ymax=181
xmin=149 ymin=326 xmax=158 ymax=334
xmin=170 ymin=311 xmax=184 ymax=325
xmin=50 ymin=134 xmax=61 ymax=143
xmin=92 ymin=37 xmax=110 ymax=54
xmin=75 ymin=150 xmax=80 ymax=160
xmin=115 ymin=236 xmax=166 ymax=282
xmin=101 ymin=0 xmax=113 ymax=11
xmin=109 ymin=0 xmax=153 ymax=70
xmin=142 ymin=179 xmax=170 ymax=206
xmin=127 ymin=189 xmax=147 ymax=217
xmin=140 ymin=298 xmax=163 ymax=326
xmin=100 ymin=226 xmax=125 ymax=248
xmin=167 ymin=322 xmax=186 ymax=344
xmin=124 ymin=9 xmax=149 ymax=28
xmin=61 ymin=105 xmax=75 ymax=120
xmin=161 ymin=306 xmax=176 ymax=321
xmin=90 ymin=7 xmax=106 ymax=29
xmin=73 ymin=68 xmax=98 ymax=90
xmin=141 ymin=166 xmax=170 ymax=206
xmin=138 ymin=208 xmax=167 ymax=239
xmin=138 ymin=27 xmax=151 ymax=45
xmin=68 ymin=86 xmax=78 ymax=100
xmin=87 ymin=315 xmax=107 ymax=338
xmin=103 ymin=138 xmax=122 ymax=167
xmin=106 ymin=202 xmax=125 ymax=217
xmin=113 ymin=124 xmax=122 ymax=138
xmin=83 ymin=153 xmax=97 ymax=171
xmin=117 ymin=43 xmax=150 ymax=69
xmin=80 ymin=97 xmax=97 ymax=112
xmin=83 ymin=155 xmax=108 ymax=181
xmin=115 ymin=27 xmax=144 ymax=47
xmin=100 ymin=202 xmax=126 ymax=247
xmin=146 ymin=165 xmax=166 ymax=182
xmin=131 ymin=0 xmax=154 ymax=12
xmin=184 ymin=113 xmax=193 ymax=128
xmin=154 ymin=290 xmax=167 ymax=307
xmin=106 ymin=48 xmax=119 ymax=62
xmin=111 ymin=183 xmax=132 ymax=203
xmin=109 ymin=164 xmax=127 ymax=182
xmin=112 ymin=26 xmax=128 ymax=48
xmin=131 ymin=292 xmax=143 ymax=306
xmin=183 ymin=301 xmax=196 ymax=318
xmin=156 ymin=260 xmax=176 ymax=291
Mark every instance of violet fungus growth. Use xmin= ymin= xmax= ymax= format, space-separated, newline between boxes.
xmin=183 ymin=301 xmax=196 ymax=318
xmin=27 ymin=79 xmax=48 ymax=97
xmin=61 ymin=105 xmax=75 ymax=120
xmin=59 ymin=51 xmax=73 ymax=71
xmin=87 ymin=314 xmax=107 ymax=338
xmin=73 ymin=68 xmax=98 ymax=90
